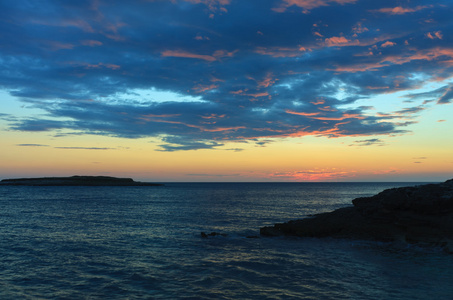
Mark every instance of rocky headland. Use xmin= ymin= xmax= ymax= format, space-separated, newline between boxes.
xmin=260 ymin=179 xmax=453 ymax=252
xmin=0 ymin=176 xmax=162 ymax=186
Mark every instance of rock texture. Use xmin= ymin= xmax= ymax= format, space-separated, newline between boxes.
xmin=261 ymin=179 xmax=453 ymax=252
xmin=0 ymin=175 xmax=162 ymax=186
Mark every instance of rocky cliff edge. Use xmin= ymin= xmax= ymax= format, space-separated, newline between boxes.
xmin=260 ymin=179 xmax=453 ymax=252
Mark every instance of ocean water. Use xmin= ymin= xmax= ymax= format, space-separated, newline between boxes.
xmin=1 ymin=182 xmax=453 ymax=299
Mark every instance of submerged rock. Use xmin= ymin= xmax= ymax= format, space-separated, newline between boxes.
xmin=201 ymin=232 xmax=228 ymax=238
xmin=0 ymin=175 xmax=163 ymax=186
xmin=260 ymin=179 xmax=453 ymax=251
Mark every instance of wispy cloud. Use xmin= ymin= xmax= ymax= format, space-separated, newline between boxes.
xmin=373 ymin=5 xmax=433 ymax=15
xmin=270 ymin=169 xmax=355 ymax=181
xmin=157 ymin=136 xmax=224 ymax=152
xmin=16 ymin=144 xmax=49 ymax=147
xmin=273 ymin=0 xmax=357 ymax=12
xmin=349 ymin=139 xmax=385 ymax=147
xmin=16 ymin=143 xmax=115 ymax=150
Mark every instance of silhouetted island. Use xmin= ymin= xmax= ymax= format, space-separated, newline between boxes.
xmin=0 ymin=176 xmax=162 ymax=186
xmin=261 ymin=179 xmax=453 ymax=252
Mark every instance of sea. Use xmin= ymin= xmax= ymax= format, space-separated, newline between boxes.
xmin=1 ymin=182 xmax=453 ymax=299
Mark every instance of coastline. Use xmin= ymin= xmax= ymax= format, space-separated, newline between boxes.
xmin=261 ymin=179 xmax=453 ymax=252
xmin=0 ymin=175 xmax=163 ymax=186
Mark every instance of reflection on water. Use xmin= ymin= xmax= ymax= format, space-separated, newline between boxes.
xmin=1 ymin=183 xmax=452 ymax=299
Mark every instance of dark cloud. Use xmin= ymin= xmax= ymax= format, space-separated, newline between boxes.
xmin=404 ymin=85 xmax=453 ymax=104
xmin=16 ymin=144 xmax=49 ymax=147
xmin=224 ymin=148 xmax=244 ymax=152
xmin=157 ymin=136 xmax=224 ymax=152
xmin=16 ymin=143 xmax=115 ymax=150
xmin=349 ymin=139 xmax=385 ymax=147
xmin=1 ymin=0 xmax=452 ymax=150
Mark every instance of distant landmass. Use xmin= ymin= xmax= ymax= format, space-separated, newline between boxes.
xmin=0 ymin=176 xmax=163 ymax=186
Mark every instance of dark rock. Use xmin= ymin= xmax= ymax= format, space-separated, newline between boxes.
xmin=260 ymin=179 xmax=453 ymax=252
xmin=0 ymin=175 xmax=163 ymax=186
xmin=201 ymin=232 xmax=227 ymax=238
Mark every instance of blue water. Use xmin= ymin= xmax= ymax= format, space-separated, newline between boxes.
xmin=1 ymin=182 xmax=452 ymax=299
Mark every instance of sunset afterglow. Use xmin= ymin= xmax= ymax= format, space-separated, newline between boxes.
xmin=1 ymin=0 xmax=452 ymax=182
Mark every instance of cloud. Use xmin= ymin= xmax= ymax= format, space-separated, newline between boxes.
xmin=273 ymin=0 xmax=357 ymax=12
xmin=438 ymin=85 xmax=453 ymax=104
xmin=161 ymin=50 xmax=217 ymax=61
xmin=426 ymin=31 xmax=443 ymax=40
xmin=373 ymin=5 xmax=432 ymax=15
xmin=349 ymin=139 xmax=385 ymax=147
xmin=270 ymin=168 xmax=355 ymax=181
xmin=412 ymin=157 xmax=427 ymax=164
xmin=381 ymin=41 xmax=396 ymax=48
xmin=183 ymin=0 xmax=231 ymax=14
xmin=80 ymin=40 xmax=103 ymax=47
xmin=16 ymin=144 xmax=49 ymax=147
xmin=16 ymin=144 xmax=115 ymax=150
xmin=404 ymin=84 xmax=453 ymax=105
xmin=157 ymin=136 xmax=224 ymax=151
xmin=0 ymin=0 xmax=452 ymax=151
xmin=224 ymin=148 xmax=244 ymax=152
xmin=325 ymin=36 xmax=349 ymax=46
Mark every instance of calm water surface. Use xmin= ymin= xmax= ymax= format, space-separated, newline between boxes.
xmin=1 ymin=182 xmax=452 ymax=299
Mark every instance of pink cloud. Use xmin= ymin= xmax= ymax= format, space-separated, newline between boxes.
xmin=426 ymin=31 xmax=443 ymax=40
xmin=200 ymin=114 xmax=226 ymax=119
xmin=44 ymin=41 xmax=75 ymax=51
xmin=331 ymin=47 xmax=453 ymax=73
xmin=381 ymin=41 xmax=396 ymax=48
xmin=286 ymin=110 xmax=365 ymax=121
xmin=230 ymin=89 xmax=246 ymax=95
xmin=183 ymin=0 xmax=231 ymax=13
xmin=374 ymin=5 xmax=432 ymax=15
xmin=201 ymin=126 xmax=245 ymax=132
xmin=161 ymin=49 xmax=235 ymax=61
xmin=366 ymin=86 xmax=389 ymax=90
xmin=257 ymin=73 xmax=277 ymax=88
xmin=247 ymin=92 xmax=270 ymax=98
xmin=81 ymin=40 xmax=103 ymax=47
xmin=270 ymin=169 xmax=355 ymax=181
xmin=311 ymin=99 xmax=325 ymax=105
xmin=352 ymin=22 xmax=369 ymax=34
xmin=254 ymin=46 xmax=307 ymax=57
xmin=325 ymin=36 xmax=349 ymax=46
xmin=285 ymin=110 xmax=321 ymax=117
xmin=273 ymin=0 xmax=357 ymax=12
xmin=66 ymin=61 xmax=120 ymax=70
xmin=192 ymin=84 xmax=219 ymax=92
xmin=330 ymin=62 xmax=384 ymax=73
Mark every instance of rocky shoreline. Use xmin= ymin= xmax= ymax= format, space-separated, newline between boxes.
xmin=0 ymin=176 xmax=163 ymax=186
xmin=260 ymin=179 xmax=453 ymax=252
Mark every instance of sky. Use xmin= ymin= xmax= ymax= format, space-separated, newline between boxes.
xmin=1 ymin=0 xmax=452 ymax=182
